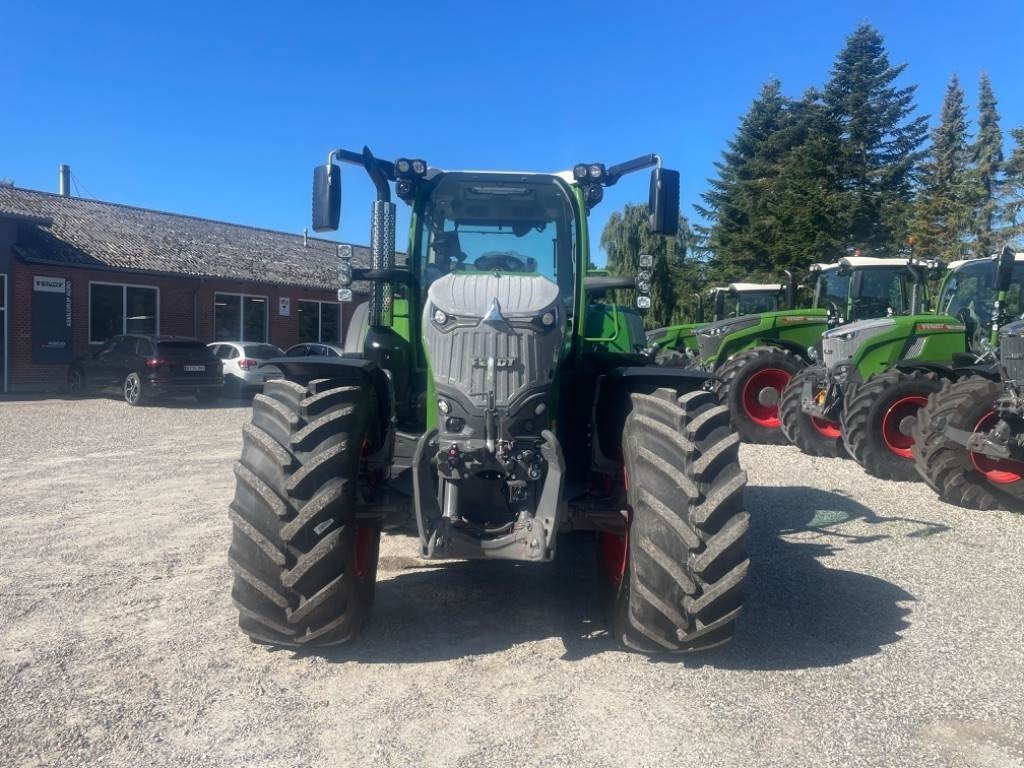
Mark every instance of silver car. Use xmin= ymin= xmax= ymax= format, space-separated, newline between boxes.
xmin=207 ymin=341 xmax=283 ymax=394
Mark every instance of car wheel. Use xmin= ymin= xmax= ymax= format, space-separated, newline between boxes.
xmin=196 ymin=389 xmax=220 ymax=403
xmin=123 ymin=373 xmax=146 ymax=406
xmin=67 ymin=367 xmax=87 ymax=397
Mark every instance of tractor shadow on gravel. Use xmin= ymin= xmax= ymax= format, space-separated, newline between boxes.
xmin=296 ymin=487 xmax=931 ymax=669
xmin=674 ymin=485 xmax=938 ymax=671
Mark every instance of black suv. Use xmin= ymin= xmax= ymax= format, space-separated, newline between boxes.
xmin=68 ymin=335 xmax=223 ymax=406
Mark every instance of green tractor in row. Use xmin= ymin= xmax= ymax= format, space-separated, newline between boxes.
xmin=646 ymin=280 xmax=793 ymax=365
xmin=692 ymin=256 xmax=916 ymax=444
xmin=226 ymin=147 xmax=750 ymax=653
xmin=780 ymin=249 xmax=1024 ymax=481
xmin=911 ymin=250 xmax=1024 ymax=508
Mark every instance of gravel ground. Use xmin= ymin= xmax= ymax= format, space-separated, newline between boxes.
xmin=1 ymin=395 xmax=1023 ymax=768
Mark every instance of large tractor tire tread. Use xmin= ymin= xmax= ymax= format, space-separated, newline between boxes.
xmin=912 ymin=376 xmax=1024 ymax=510
xmin=717 ymin=346 xmax=805 ymax=444
xmin=841 ymin=369 xmax=942 ymax=481
xmin=612 ymin=387 xmax=749 ymax=653
xmin=228 ymin=376 xmax=381 ymax=647
xmin=779 ymin=365 xmax=842 ymax=457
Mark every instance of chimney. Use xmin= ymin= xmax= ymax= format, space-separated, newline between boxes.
xmin=59 ymin=164 xmax=71 ymax=197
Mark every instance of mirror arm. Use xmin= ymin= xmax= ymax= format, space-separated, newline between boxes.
xmin=605 ymin=153 xmax=660 ymax=186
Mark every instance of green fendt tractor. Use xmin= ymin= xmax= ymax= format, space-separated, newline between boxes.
xmin=646 ymin=279 xmax=795 ymax=366
xmin=911 ymin=250 xmax=1024 ymax=508
xmin=226 ymin=147 xmax=750 ymax=653
xmin=691 ymin=256 xmax=914 ymax=444
xmin=781 ymin=250 xmax=1023 ymax=481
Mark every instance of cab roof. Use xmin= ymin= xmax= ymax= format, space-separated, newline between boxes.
xmin=947 ymin=253 xmax=1024 ymax=271
xmin=727 ymin=282 xmax=783 ymax=292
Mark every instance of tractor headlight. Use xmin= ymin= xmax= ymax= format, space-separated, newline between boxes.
xmin=433 ymin=307 xmax=448 ymax=325
xmin=588 ymin=163 xmax=605 ymax=181
xmin=807 ymin=345 xmax=818 ymax=362
xmin=541 ymin=310 xmax=556 ymax=327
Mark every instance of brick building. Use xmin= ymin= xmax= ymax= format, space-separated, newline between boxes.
xmin=0 ymin=185 xmax=369 ymax=393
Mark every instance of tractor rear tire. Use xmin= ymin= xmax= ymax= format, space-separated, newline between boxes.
xmin=779 ymin=365 xmax=842 ymax=457
xmin=912 ymin=376 xmax=1024 ymax=510
xmin=228 ymin=377 xmax=382 ymax=647
xmin=717 ymin=346 xmax=805 ymax=444
xmin=841 ymin=369 xmax=942 ymax=481
xmin=605 ymin=387 xmax=749 ymax=653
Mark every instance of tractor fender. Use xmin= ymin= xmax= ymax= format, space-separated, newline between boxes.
xmin=260 ymin=356 xmax=396 ymax=447
xmin=718 ymin=338 xmax=812 ymax=370
xmin=592 ymin=366 xmax=715 ymax=467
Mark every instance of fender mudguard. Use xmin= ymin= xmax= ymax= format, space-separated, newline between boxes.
xmin=592 ymin=365 xmax=715 ymax=468
xmin=260 ymin=356 xmax=396 ymax=446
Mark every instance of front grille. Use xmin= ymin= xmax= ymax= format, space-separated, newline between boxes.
xmin=697 ymin=332 xmax=722 ymax=361
xmin=425 ymin=322 xmax=560 ymax=410
xmin=1001 ymin=331 xmax=1024 ymax=382
xmin=821 ymin=335 xmax=860 ymax=371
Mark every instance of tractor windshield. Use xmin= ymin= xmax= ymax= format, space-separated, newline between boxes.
xmin=733 ymin=292 xmax=780 ymax=316
xmin=814 ymin=269 xmax=849 ymax=310
xmin=939 ymin=259 xmax=1024 ymax=325
xmin=417 ymin=173 xmax=578 ymax=314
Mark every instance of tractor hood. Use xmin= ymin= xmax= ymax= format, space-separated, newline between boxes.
xmin=424 ymin=272 xmax=565 ymax=443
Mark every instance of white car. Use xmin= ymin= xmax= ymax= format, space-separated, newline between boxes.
xmin=207 ymin=341 xmax=284 ymax=394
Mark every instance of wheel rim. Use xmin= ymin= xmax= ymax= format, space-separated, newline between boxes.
xmin=740 ymin=367 xmax=791 ymax=428
xmin=125 ymin=376 xmax=139 ymax=404
xmin=809 ymin=386 xmax=841 ymax=438
xmin=969 ymin=412 xmax=1024 ymax=484
xmin=880 ymin=394 xmax=928 ymax=458
xmin=811 ymin=416 xmax=841 ymax=439
xmin=599 ymin=465 xmax=629 ymax=585
xmin=353 ymin=525 xmax=375 ymax=579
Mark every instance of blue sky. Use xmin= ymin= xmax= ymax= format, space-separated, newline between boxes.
xmin=3 ymin=1 xmax=1023 ymax=264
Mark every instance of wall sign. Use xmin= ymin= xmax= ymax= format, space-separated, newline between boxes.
xmin=279 ymin=297 xmax=290 ymax=316
xmin=33 ymin=276 xmax=73 ymax=364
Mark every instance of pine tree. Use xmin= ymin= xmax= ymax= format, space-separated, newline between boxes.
xmin=911 ymin=74 xmax=974 ymax=261
xmin=1004 ymin=127 xmax=1024 ymax=243
xmin=694 ymin=80 xmax=797 ymax=278
xmin=823 ymin=24 xmax=928 ymax=253
xmin=970 ymin=73 xmax=1004 ymax=255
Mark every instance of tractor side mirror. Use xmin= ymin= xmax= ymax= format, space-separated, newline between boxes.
xmin=636 ymin=254 xmax=653 ymax=309
xmin=312 ymin=163 xmax=341 ymax=232
xmin=648 ymin=167 xmax=680 ymax=236
xmin=994 ymin=246 xmax=1015 ymax=292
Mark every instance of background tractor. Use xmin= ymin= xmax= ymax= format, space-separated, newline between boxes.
xmin=911 ymin=251 xmax=1024 ymax=508
xmin=226 ymin=147 xmax=750 ymax=654
xmin=780 ymin=249 xmax=1024 ymax=480
xmin=692 ymin=256 xmax=914 ymax=444
xmin=646 ymin=279 xmax=796 ymax=366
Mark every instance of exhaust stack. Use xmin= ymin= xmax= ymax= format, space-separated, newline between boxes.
xmin=58 ymin=164 xmax=71 ymax=197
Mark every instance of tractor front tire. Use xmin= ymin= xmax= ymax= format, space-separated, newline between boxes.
xmin=779 ymin=365 xmax=842 ymax=457
xmin=606 ymin=387 xmax=749 ymax=652
xmin=912 ymin=376 xmax=1024 ymax=510
xmin=717 ymin=346 xmax=805 ymax=444
xmin=228 ymin=377 xmax=382 ymax=647
xmin=841 ymin=369 xmax=942 ymax=481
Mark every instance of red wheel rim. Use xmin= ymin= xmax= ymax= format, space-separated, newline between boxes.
xmin=600 ymin=464 xmax=629 ymax=584
xmin=811 ymin=417 xmax=841 ymax=439
xmin=880 ymin=395 xmax=929 ymax=458
xmin=740 ymin=367 xmax=791 ymax=428
xmin=970 ymin=412 xmax=1024 ymax=484
xmin=353 ymin=525 xmax=375 ymax=579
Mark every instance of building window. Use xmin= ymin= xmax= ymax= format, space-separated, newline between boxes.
xmin=215 ymin=293 xmax=267 ymax=342
xmin=298 ymin=300 xmax=342 ymax=344
xmin=89 ymin=283 xmax=158 ymax=344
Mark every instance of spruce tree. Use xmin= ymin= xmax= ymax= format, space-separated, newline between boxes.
xmin=1003 ymin=127 xmax=1024 ymax=243
xmin=823 ymin=24 xmax=928 ymax=253
xmin=694 ymin=80 xmax=796 ymax=278
xmin=911 ymin=75 xmax=974 ymax=261
xmin=970 ymin=73 xmax=1004 ymax=255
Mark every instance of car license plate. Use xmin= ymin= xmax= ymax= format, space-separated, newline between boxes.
xmin=184 ymin=365 xmax=205 ymax=372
